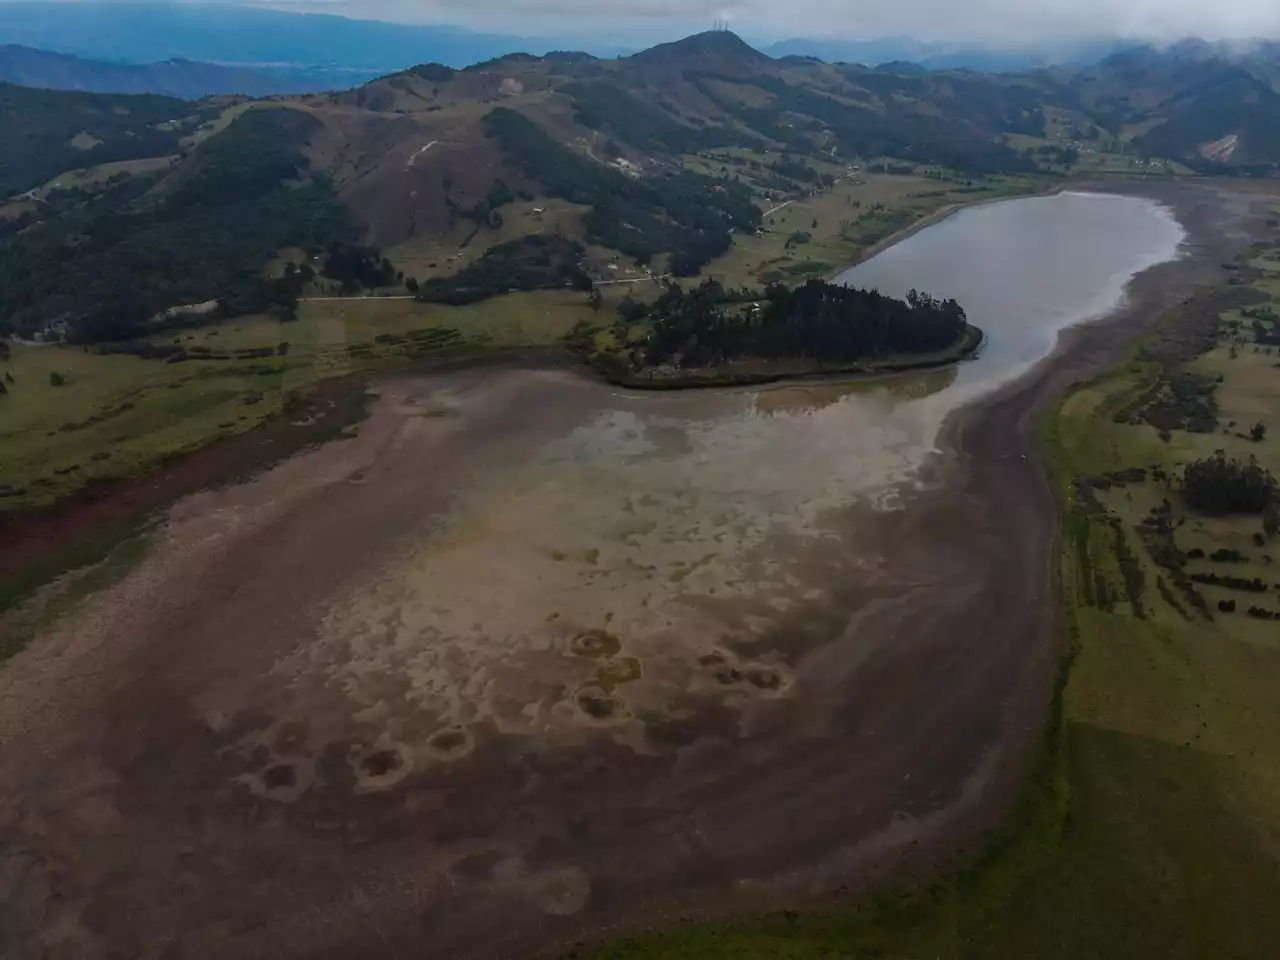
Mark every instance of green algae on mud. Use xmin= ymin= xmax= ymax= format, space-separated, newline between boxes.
xmin=0 ymin=377 xmax=372 ymax=635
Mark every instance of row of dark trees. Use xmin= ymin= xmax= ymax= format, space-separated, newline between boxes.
xmin=322 ymin=245 xmax=397 ymax=294
xmin=640 ymin=278 xmax=968 ymax=368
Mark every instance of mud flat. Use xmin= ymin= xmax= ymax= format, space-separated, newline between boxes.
xmin=0 ymin=183 xmax=1268 ymax=960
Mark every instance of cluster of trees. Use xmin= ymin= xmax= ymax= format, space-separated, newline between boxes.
xmin=768 ymin=156 xmax=823 ymax=185
xmin=416 ymin=235 xmax=591 ymax=305
xmin=452 ymin=180 xmax=519 ymax=229
xmin=1182 ymin=453 xmax=1276 ymax=515
xmin=639 ymin=278 xmax=968 ymax=368
xmin=0 ymin=108 xmax=357 ymax=341
xmin=322 ymin=245 xmax=396 ymax=294
xmin=482 ymin=108 xmax=761 ymax=276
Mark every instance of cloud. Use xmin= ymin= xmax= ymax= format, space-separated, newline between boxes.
xmin=261 ymin=0 xmax=1280 ymax=42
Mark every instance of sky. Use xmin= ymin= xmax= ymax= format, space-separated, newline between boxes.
xmin=251 ymin=0 xmax=1280 ymax=43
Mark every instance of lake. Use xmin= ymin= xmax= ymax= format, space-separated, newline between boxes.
xmin=275 ymin=190 xmax=1187 ymax=758
xmin=835 ymin=189 xmax=1186 ymax=400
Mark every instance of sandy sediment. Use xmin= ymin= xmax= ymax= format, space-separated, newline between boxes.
xmin=0 ymin=181 xmax=1271 ymax=960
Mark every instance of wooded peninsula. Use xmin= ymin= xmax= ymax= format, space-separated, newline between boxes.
xmin=588 ymin=278 xmax=981 ymax=387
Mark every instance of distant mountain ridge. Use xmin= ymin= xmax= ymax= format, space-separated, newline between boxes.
xmin=761 ymin=35 xmax=1133 ymax=71
xmin=0 ymin=45 xmax=374 ymax=98
xmin=0 ymin=2 xmax=631 ymax=71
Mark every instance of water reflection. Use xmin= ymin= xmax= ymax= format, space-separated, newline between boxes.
xmin=753 ymin=367 xmax=958 ymax=417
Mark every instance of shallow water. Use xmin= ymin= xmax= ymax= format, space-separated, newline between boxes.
xmin=306 ymin=191 xmax=1186 ymax=751
xmin=835 ymin=190 xmax=1186 ymax=403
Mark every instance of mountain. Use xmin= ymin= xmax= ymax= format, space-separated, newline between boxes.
xmin=0 ymin=45 xmax=374 ymax=98
xmin=0 ymin=81 xmax=188 ymax=198
xmin=1057 ymin=42 xmax=1280 ymax=168
xmin=628 ymin=31 xmax=775 ymax=75
xmin=763 ymin=36 xmax=1131 ymax=71
xmin=4 ymin=31 xmax=1280 ymax=340
xmin=0 ymin=2 xmax=631 ymax=71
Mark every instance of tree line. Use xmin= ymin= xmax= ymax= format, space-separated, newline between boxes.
xmin=637 ymin=278 xmax=968 ymax=368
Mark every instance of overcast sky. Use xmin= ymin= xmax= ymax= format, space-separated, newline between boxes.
xmin=254 ymin=0 xmax=1280 ymax=43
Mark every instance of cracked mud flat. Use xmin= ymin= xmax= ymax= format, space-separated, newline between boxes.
xmin=0 ymin=184 xmax=1267 ymax=959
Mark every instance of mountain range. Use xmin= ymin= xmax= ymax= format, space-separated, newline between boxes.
xmin=0 ymin=44 xmax=377 ymax=98
xmin=4 ymin=28 xmax=1280 ymax=340
xmin=0 ymin=1 xmax=1131 ymax=78
xmin=0 ymin=2 xmax=632 ymax=71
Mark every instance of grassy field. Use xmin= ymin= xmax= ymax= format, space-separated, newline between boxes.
xmin=386 ymin=198 xmax=592 ymax=283
xmin=574 ymin=251 xmax=1280 ymax=958
xmin=695 ymin=170 xmax=1039 ymax=290
xmin=0 ymin=289 xmax=607 ymax=513
xmin=0 ymin=161 xmax=1042 ymax=516
xmin=32 ymin=155 xmax=179 ymax=199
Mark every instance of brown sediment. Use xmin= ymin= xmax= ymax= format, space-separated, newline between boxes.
xmin=0 ymin=181 xmax=1272 ymax=960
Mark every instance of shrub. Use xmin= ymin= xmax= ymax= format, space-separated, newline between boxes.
xmin=1210 ymin=548 xmax=1247 ymax=563
xmin=49 ymin=371 xmax=66 ymax=387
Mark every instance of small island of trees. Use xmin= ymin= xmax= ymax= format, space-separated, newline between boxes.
xmin=599 ymin=278 xmax=975 ymax=384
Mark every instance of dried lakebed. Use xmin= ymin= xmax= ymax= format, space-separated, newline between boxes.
xmin=0 ymin=189 xmax=1211 ymax=959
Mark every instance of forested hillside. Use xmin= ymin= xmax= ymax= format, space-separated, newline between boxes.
xmin=0 ymin=107 xmax=354 ymax=339
xmin=0 ymin=82 xmax=191 ymax=198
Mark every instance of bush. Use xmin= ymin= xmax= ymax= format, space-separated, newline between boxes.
xmin=49 ymin=371 xmax=66 ymax=387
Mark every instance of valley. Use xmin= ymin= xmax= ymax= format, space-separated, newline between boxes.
xmin=3 ymin=181 xmax=1272 ymax=960
xmin=5 ymin=25 xmax=1280 ymax=960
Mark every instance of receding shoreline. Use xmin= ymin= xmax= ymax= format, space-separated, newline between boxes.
xmin=0 ymin=181 xmax=1271 ymax=960
xmin=825 ymin=179 xmax=1066 ymax=282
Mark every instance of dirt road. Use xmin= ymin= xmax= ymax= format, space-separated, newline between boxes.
xmin=0 ymin=182 xmax=1268 ymax=960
